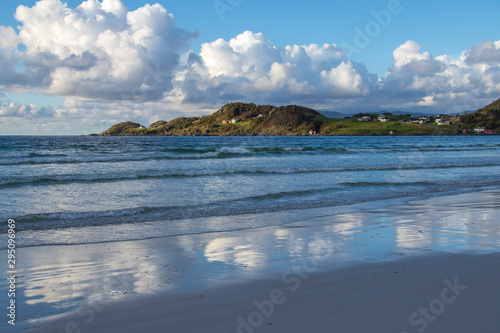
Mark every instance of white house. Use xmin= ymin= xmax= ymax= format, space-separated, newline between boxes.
xmin=418 ymin=116 xmax=430 ymax=125
xmin=358 ymin=116 xmax=372 ymax=122
xmin=378 ymin=114 xmax=389 ymax=122
xmin=474 ymin=127 xmax=486 ymax=133
xmin=231 ymin=119 xmax=239 ymax=124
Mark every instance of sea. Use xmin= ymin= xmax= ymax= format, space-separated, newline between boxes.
xmin=1 ymin=135 xmax=500 ymax=249
xmin=2 ymin=135 xmax=500 ymax=329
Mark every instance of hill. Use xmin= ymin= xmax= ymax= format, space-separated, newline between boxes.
xmin=99 ymin=121 xmax=145 ymax=136
xmin=319 ymin=111 xmax=347 ymax=119
xmin=99 ymin=100 xmax=500 ymax=136
xmin=458 ymin=98 xmax=500 ymax=130
xmin=100 ymin=103 xmax=328 ymax=136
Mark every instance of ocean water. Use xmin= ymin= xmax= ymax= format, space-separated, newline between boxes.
xmin=1 ymin=135 xmax=500 ymax=249
xmin=2 ymin=135 xmax=500 ymax=329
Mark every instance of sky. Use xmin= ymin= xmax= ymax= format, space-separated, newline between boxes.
xmin=0 ymin=0 xmax=499 ymax=135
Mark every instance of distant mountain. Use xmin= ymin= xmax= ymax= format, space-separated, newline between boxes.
xmin=372 ymin=110 xmax=469 ymax=117
xmin=388 ymin=111 xmax=434 ymax=117
xmin=319 ymin=111 xmax=347 ymax=119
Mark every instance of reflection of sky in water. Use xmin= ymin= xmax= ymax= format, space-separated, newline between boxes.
xmin=2 ymin=190 xmax=500 ymax=328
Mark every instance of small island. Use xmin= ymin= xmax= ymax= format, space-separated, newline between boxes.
xmin=97 ymin=99 xmax=500 ymax=136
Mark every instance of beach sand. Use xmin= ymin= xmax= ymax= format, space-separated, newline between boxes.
xmin=28 ymin=252 xmax=500 ymax=333
xmin=19 ymin=188 xmax=500 ymax=332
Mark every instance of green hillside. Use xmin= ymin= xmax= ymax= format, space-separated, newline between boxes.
xmin=100 ymin=103 xmax=328 ymax=136
xmin=98 ymin=100 xmax=500 ymax=136
xmin=458 ymin=98 xmax=500 ymax=130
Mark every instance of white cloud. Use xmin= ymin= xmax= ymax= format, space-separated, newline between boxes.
xmin=1 ymin=1 xmax=500 ymax=134
xmin=383 ymin=40 xmax=500 ymax=112
xmin=0 ymin=26 xmax=19 ymax=49
xmin=390 ymin=40 xmax=442 ymax=74
xmin=393 ymin=41 xmax=430 ymax=67
xmin=176 ymin=31 xmax=377 ymax=106
xmin=0 ymin=101 xmax=55 ymax=118
xmin=4 ymin=0 xmax=196 ymax=101
xmin=464 ymin=40 xmax=500 ymax=65
xmin=200 ymin=31 xmax=282 ymax=79
xmin=320 ymin=61 xmax=369 ymax=97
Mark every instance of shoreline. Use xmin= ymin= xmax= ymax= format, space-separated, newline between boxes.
xmin=3 ymin=133 xmax=499 ymax=137
xmin=8 ymin=184 xmax=499 ymax=249
xmin=93 ymin=132 xmax=499 ymax=137
xmin=4 ymin=187 xmax=499 ymax=332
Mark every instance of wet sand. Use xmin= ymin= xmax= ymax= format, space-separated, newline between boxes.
xmin=28 ymin=252 xmax=500 ymax=333
xmin=12 ymin=188 xmax=500 ymax=332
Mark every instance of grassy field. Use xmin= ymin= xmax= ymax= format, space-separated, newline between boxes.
xmin=319 ymin=118 xmax=455 ymax=135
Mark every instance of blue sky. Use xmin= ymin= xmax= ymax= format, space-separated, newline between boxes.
xmin=118 ymin=0 xmax=499 ymax=75
xmin=1 ymin=0 xmax=500 ymax=134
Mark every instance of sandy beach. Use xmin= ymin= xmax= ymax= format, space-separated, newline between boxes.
xmin=28 ymin=252 xmax=500 ymax=333
xmin=12 ymin=188 xmax=500 ymax=332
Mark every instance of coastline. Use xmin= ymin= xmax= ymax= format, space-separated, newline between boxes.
xmin=95 ymin=102 xmax=499 ymax=137
xmin=94 ymin=133 xmax=500 ymax=137
xmin=8 ymin=187 xmax=498 ymax=332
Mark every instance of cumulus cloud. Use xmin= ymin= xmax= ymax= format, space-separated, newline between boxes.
xmin=320 ymin=61 xmax=369 ymax=97
xmin=2 ymin=0 xmax=196 ymax=101
xmin=464 ymin=40 xmax=500 ymax=65
xmin=0 ymin=101 xmax=55 ymax=118
xmin=0 ymin=26 xmax=19 ymax=49
xmin=1 ymin=1 xmax=500 ymax=135
xmin=175 ymin=30 xmax=377 ymax=106
xmin=175 ymin=36 xmax=500 ymax=112
xmin=390 ymin=41 xmax=442 ymax=74
xmin=382 ymin=40 xmax=500 ymax=112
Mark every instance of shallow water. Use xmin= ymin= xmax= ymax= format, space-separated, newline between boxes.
xmin=1 ymin=135 xmax=500 ymax=248
xmin=2 ymin=189 xmax=500 ymax=329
